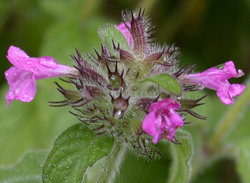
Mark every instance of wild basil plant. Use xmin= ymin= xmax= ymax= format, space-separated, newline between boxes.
xmin=3 ymin=9 xmax=246 ymax=183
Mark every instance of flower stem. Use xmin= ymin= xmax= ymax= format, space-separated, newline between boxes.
xmin=96 ymin=141 xmax=127 ymax=183
xmin=209 ymin=78 xmax=250 ymax=150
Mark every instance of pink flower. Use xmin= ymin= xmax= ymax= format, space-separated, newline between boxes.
xmin=142 ymin=98 xmax=184 ymax=144
xmin=180 ymin=61 xmax=245 ymax=105
xmin=116 ymin=22 xmax=133 ymax=47
xmin=4 ymin=46 xmax=78 ymax=105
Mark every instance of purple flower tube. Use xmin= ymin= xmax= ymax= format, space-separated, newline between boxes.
xmin=5 ymin=46 xmax=78 ymax=105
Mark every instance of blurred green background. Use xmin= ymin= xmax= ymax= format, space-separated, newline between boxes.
xmin=0 ymin=0 xmax=250 ymax=182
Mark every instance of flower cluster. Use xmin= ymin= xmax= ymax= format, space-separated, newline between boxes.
xmin=4 ymin=9 xmax=245 ymax=158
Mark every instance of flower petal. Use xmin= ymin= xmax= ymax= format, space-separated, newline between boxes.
xmin=165 ymin=128 xmax=176 ymax=141
xmin=168 ymin=111 xmax=185 ymax=128
xmin=229 ymin=84 xmax=246 ymax=97
xmin=6 ymin=46 xmax=57 ymax=72
xmin=223 ymin=61 xmax=238 ymax=78
xmin=5 ymin=67 xmax=36 ymax=105
xmin=164 ymin=111 xmax=184 ymax=140
xmin=216 ymin=84 xmax=233 ymax=105
xmin=148 ymin=98 xmax=180 ymax=112
xmin=6 ymin=46 xmax=29 ymax=66
xmin=152 ymin=131 xmax=163 ymax=144
xmin=116 ymin=22 xmax=133 ymax=47
xmin=181 ymin=61 xmax=245 ymax=105
xmin=142 ymin=110 xmax=158 ymax=137
xmin=6 ymin=46 xmax=77 ymax=80
xmin=142 ymin=98 xmax=183 ymax=143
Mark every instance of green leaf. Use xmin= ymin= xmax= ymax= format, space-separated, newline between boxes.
xmin=42 ymin=123 xmax=114 ymax=183
xmin=236 ymin=139 xmax=250 ymax=183
xmin=143 ymin=73 xmax=182 ymax=95
xmin=0 ymin=151 xmax=47 ymax=183
xmin=168 ymin=130 xmax=193 ymax=183
xmin=98 ymin=24 xmax=130 ymax=52
xmin=0 ymin=81 xmax=75 ymax=165
xmin=85 ymin=142 xmax=127 ymax=183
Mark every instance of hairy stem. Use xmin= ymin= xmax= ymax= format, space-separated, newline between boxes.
xmin=97 ymin=141 xmax=127 ymax=183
